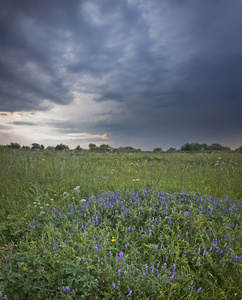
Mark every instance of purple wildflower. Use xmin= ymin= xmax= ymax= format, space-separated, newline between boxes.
xmin=190 ymin=282 xmax=193 ymax=293
xmin=173 ymin=264 xmax=176 ymax=273
xmin=196 ymin=287 xmax=202 ymax=294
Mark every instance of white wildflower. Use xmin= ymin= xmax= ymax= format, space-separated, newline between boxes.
xmin=80 ymin=199 xmax=87 ymax=202
xmin=74 ymin=186 xmax=80 ymax=191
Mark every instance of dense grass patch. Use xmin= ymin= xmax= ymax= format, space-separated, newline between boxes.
xmin=0 ymin=150 xmax=241 ymax=299
xmin=0 ymin=188 xmax=241 ymax=299
xmin=0 ymin=149 xmax=241 ymax=220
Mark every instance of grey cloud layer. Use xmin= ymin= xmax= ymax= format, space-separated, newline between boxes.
xmin=0 ymin=0 xmax=242 ymax=148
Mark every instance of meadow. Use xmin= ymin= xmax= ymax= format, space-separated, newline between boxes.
xmin=0 ymin=148 xmax=241 ymax=299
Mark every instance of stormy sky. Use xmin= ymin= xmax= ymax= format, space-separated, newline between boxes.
xmin=0 ymin=0 xmax=242 ymax=150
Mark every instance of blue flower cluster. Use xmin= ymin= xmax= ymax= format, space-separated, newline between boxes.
xmin=1 ymin=188 xmax=241 ymax=298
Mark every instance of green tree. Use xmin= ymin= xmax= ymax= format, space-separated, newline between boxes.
xmin=88 ymin=143 xmax=99 ymax=151
xmin=153 ymin=147 xmax=163 ymax=152
xmin=22 ymin=145 xmax=30 ymax=150
xmin=206 ymin=144 xmax=230 ymax=151
xmin=181 ymin=143 xmax=207 ymax=152
xmin=8 ymin=142 xmax=21 ymax=149
xmin=181 ymin=143 xmax=192 ymax=151
xmin=55 ymin=144 xmax=69 ymax=150
xmin=75 ymin=145 xmax=83 ymax=151
xmin=166 ymin=147 xmax=177 ymax=153
xmin=190 ymin=143 xmax=203 ymax=151
xmin=46 ymin=146 xmax=55 ymax=150
xmin=31 ymin=143 xmax=44 ymax=149
xmin=99 ymin=144 xmax=113 ymax=152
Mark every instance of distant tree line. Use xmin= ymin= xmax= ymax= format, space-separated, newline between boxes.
xmin=2 ymin=143 xmax=69 ymax=151
xmin=1 ymin=142 xmax=242 ymax=153
xmin=180 ymin=143 xmax=231 ymax=152
xmin=88 ymin=143 xmax=141 ymax=153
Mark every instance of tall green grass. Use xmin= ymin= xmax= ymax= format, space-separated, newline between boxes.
xmin=0 ymin=149 xmax=241 ymax=220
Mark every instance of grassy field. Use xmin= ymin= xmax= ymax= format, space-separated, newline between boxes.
xmin=0 ymin=149 xmax=241 ymax=299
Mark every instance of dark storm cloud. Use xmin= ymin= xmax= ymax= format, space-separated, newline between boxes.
xmin=11 ymin=121 xmax=39 ymax=126
xmin=0 ymin=0 xmax=81 ymax=111
xmin=47 ymin=119 xmax=106 ymax=136
xmin=0 ymin=0 xmax=242 ymax=149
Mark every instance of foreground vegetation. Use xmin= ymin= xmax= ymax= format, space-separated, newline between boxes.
xmin=0 ymin=149 xmax=241 ymax=299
